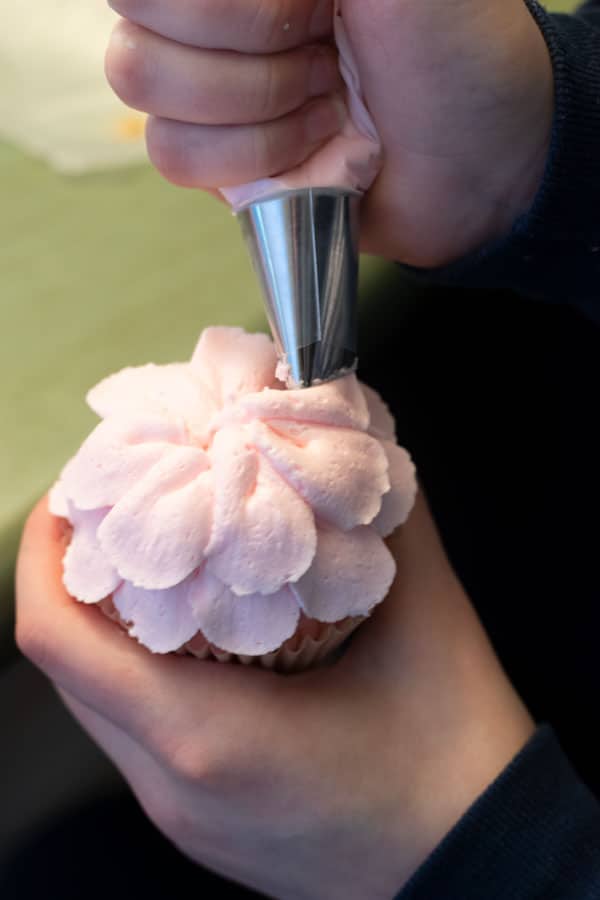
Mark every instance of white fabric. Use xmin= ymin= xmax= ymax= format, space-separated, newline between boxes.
xmin=0 ymin=2 xmax=146 ymax=173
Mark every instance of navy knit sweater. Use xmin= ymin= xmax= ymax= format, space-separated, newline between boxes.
xmin=390 ymin=2 xmax=600 ymax=898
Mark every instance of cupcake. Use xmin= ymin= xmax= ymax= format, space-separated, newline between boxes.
xmin=50 ymin=327 xmax=417 ymax=672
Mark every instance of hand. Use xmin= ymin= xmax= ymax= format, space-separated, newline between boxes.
xmin=104 ymin=0 xmax=553 ymax=267
xmin=17 ymin=491 xmax=534 ymax=900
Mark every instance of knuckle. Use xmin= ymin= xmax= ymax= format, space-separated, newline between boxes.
xmin=105 ymin=21 xmax=149 ymax=110
xmin=160 ymin=731 xmax=224 ymax=787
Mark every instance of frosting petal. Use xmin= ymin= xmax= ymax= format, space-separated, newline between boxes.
xmin=361 ymin=384 xmax=397 ymax=441
xmin=206 ymin=427 xmax=316 ymax=595
xmin=292 ymin=524 xmax=396 ymax=622
xmin=191 ymin=327 xmax=278 ymax=404
xmin=61 ymin=416 xmax=186 ymax=511
xmin=373 ymin=442 xmax=418 ymax=537
xmin=250 ymin=420 xmax=389 ymax=531
xmin=113 ymin=575 xmax=199 ymax=654
xmin=188 ymin=573 xmax=300 ymax=655
xmin=87 ymin=362 xmax=217 ymax=442
xmin=63 ymin=507 xmax=121 ymax=603
xmin=98 ymin=446 xmax=213 ymax=590
xmin=240 ymin=374 xmax=370 ymax=431
xmin=49 ymin=480 xmax=69 ymax=517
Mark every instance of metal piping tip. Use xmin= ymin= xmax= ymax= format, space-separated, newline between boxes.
xmin=237 ymin=187 xmax=360 ymax=388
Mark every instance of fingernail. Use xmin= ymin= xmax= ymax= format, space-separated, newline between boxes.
xmin=109 ymin=21 xmax=137 ymax=51
xmin=309 ymin=47 xmax=341 ymax=97
xmin=306 ymin=94 xmax=347 ymax=143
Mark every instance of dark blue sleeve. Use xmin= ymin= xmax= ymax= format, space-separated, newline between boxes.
xmin=391 ymin=7 xmax=600 ymax=898
xmin=401 ymin=0 xmax=600 ymax=324
xmin=395 ymin=726 xmax=600 ymax=900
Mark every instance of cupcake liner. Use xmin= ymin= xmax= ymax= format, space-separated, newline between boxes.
xmin=97 ymin=597 xmax=362 ymax=674
xmin=184 ymin=614 xmax=363 ymax=673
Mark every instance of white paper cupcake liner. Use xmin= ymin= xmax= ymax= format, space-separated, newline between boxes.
xmin=98 ymin=597 xmax=363 ymax=674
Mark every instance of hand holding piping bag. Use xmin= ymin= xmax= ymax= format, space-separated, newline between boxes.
xmin=105 ymin=0 xmax=553 ymax=266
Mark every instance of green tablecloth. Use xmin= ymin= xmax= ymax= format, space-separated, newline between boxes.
xmin=0 ymin=0 xmax=575 ymax=660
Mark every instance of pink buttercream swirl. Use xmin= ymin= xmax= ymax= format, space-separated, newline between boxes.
xmin=50 ymin=328 xmax=417 ymax=656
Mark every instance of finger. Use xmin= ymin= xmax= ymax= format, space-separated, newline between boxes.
xmin=15 ymin=497 xmax=184 ymax=743
xmin=145 ymin=94 xmax=346 ymax=188
xmin=106 ymin=21 xmax=342 ymax=126
xmin=108 ymin=0 xmax=334 ymax=53
xmin=15 ymin=497 xmax=285 ymax=759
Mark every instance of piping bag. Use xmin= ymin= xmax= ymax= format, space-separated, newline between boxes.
xmin=220 ymin=4 xmax=382 ymax=388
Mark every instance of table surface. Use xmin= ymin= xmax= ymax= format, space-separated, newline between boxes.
xmin=0 ymin=0 xmax=575 ymax=655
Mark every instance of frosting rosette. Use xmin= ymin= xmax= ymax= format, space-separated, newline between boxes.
xmin=50 ymin=327 xmax=417 ymax=657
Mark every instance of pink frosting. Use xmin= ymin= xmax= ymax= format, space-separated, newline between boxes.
xmin=220 ymin=3 xmax=382 ymax=211
xmin=50 ymin=327 xmax=417 ymax=656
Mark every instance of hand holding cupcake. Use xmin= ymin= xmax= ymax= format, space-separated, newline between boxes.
xmin=16 ymin=487 xmax=534 ymax=899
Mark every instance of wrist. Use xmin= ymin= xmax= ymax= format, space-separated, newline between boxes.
xmin=401 ymin=683 xmax=535 ymax=890
xmin=372 ymin=616 xmax=536 ymax=892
